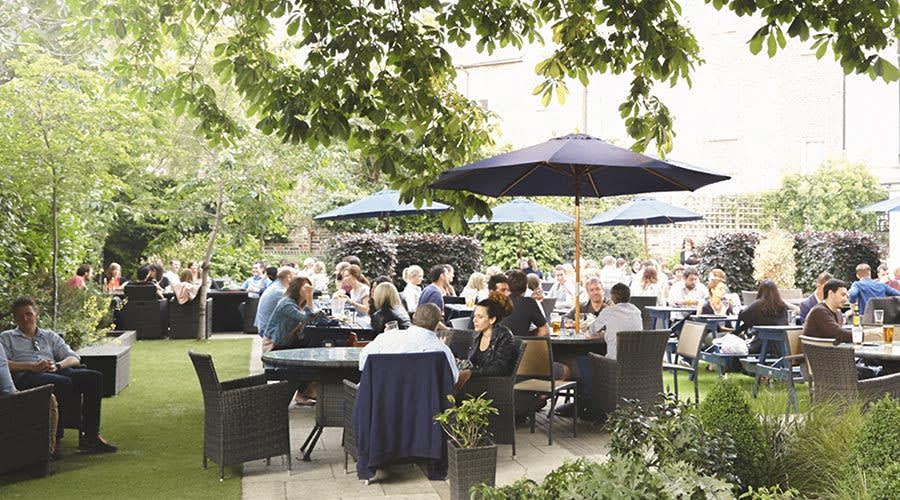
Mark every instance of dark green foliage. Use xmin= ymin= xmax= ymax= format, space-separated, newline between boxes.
xmin=470 ymin=224 xmax=560 ymax=272
xmin=697 ymin=232 xmax=760 ymax=293
xmin=869 ymin=462 xmax=900 ymax=500
xmin=793 ymin=231 xmax=882 ymax=293
xmin=552 ymin=225 xmax=643 ymax=264
xmin=392 ymin=233 xmax=482 ymax=292
xmin=853 ymin=396 xmax=900 ymax=470
xmin=607 ymin=394 xmax=739 ymax=485
xmin=698 ymin=380 xmax=773 ymax=489
xmin=326 ymin=233 xmax=398 ymax=280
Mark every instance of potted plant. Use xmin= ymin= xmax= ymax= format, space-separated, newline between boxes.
xmin=434 ymin=393 xmax=499 ymax=500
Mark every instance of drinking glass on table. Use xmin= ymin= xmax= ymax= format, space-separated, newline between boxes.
xmin=884 ymin=324 xmax=895 ymax=344
xmin=874 ymin=309 xmax=885 ymax=325
xmin=385 ymin=320 xmax=399 ymax=331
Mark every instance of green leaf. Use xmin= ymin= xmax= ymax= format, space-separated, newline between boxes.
xmin=815 ymin=41 xmax=828 ymax=59
xmin=113 ymin=19 xmax=127 ymax=39
xmin=775 ymin=27 xmax=786 ymax=49
xmin=749 ymin=33 xmax=764 ymax=55
xmin=767 ymin=33 xmax=777 ymax=57
xmin=287 ymin=19 xmax=300 ymax=37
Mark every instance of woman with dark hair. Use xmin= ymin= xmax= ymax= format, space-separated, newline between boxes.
xmin=264 ymin=277 xmax=316 ymax=350
xmin=462 ymin=292 xmax=518 ymax=379
xmin=680 ymin=238 xmax=699 ymax=266
xmin=336 ymin=264 xmax=370 ymax=314
xmin=737 ymin=280 xmax=788 ymax=354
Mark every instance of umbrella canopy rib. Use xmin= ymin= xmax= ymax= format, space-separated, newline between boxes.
xmin=498 ymin=164 xmax=543 ymax=197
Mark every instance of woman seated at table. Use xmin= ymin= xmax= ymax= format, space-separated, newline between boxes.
xmin=171 ymin=269 xmax=201 ymax=304
xmin=630 ymin=266 xmax=665 ymax=305
xmin=105 ymin=262 xmax=124 ymax=292
xmin=700 ymin=278 xmax=734 ymax=316
xmin=334 ymin=264 xmax=370 ymax=314
xmin=736 ymin=280 xmax=788 ymax=355
xmin=309 ymin=261 xmax=329 ymax=292
xmin=400 ymin=265 xmax=424 ymax=312
xmin=461 ymin=272 xmax=488 ymax=304
xmin=456 ymin=292 xmax=518 ymax=388
xmin=369 ymin=282 xmax=411 ymax=335
xmin=264 ymin=277 xmax=317 ymax=351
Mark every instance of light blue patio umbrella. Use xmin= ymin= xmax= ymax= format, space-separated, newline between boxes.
xmin=586 ymin=197 xmax=703 ymax=257
xmin=859 ymin=196 xmax=900 ymax=213
xmin=466 ymin=198 xmax=574 ymax=257
xmin=314 ymin=189 xmax=450 ymax=230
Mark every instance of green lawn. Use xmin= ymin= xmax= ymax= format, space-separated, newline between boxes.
xmin=0 ymin=338 xmax=252 ymax=499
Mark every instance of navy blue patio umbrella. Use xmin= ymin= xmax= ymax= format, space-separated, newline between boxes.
xmin=314 ymin=189 xmax=450 ymax=230
xmin=466 ymin=198 xmax=574 ymax=257
xmin=587 ymin=197 xmax=703 ymax=257
xmin=431 ymin=133 xmax=729 ymax=330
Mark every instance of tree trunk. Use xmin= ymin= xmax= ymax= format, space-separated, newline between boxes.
xmin=197 ymin=182 xmax=224 ymax=340
xmin=51 ymin=162 xmax=59 ymax=329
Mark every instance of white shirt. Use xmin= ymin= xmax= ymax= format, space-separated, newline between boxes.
xmin=630 ymin=281 xmax=665 ymax=306
xmin=667 ymin=281 xmax=709 ymax=306
xmin=359 ymin=325 xmax=459 ymax=382
xmin=349 ymin=284 xmax=370 ymax=309
xmin=600 ymin=266 xmax=625 ymax=290
xmin=162 ymin=271 xmax=181 ymax=288
xmin=588 ymin=302 xmax=643 ymax=360
xmin=400 ymin=283 xmax=422 ymax=312
xmin=547 ymin=281 xmax=574 ymax=306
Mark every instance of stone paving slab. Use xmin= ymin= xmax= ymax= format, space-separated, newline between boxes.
xmin=242 ymin=337 xmax=610 ymax=500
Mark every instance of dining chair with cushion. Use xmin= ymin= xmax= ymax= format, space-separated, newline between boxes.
xmin=462 ymin=339 xmax=526 ymax=455
xmin=513 ymin=337 xmax=577 ymax=445
xmin=629 ymin=295 xmax=658 ymax=330
xmin=188 ymin=351 xmax=294 ymax=480
xmin=168 ymin=297 xmax=213 ymax=340
xmin=662 ymin=320 xmax=706 ymax=404
xmin=799 ymin=336 xmax=900 ymax=405
xmin=741 ymin=291 xmax=757 ymax=306
xmin=587 ymin=330 xmax=669 ymax=417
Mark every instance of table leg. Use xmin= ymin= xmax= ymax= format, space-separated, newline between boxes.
xmin=300 ymin=425 xmax=324 ymax=461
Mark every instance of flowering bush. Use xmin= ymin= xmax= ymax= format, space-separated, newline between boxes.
xmin=753 ymin=230 xmax=797 ymax=289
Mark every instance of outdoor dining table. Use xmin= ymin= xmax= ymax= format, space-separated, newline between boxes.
xmin=646 ymin=306 xmax=697 ymax=329
xmin=846 ymin=340 xmax=900 ymax=374
xmin=303 ymin=316 xmax=376 ymax=342
xmin=691 ymin=314 xmax=739 ymax=337
xmin=444 ymin=303 xmax=474 ymax=321
xmin=261 ymin=347 xmax=362 ymax=461
xmin=549 ymin=333 xmax=606 ymax=382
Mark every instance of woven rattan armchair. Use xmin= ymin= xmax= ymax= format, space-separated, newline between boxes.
xmin=588 ymin=330 xmax=670 ymax=417
xmin=188 ymin=351 xmax=294 ymax=480
xmin=169 ymin=297 xmax=213 ymax=340
xmin=461 ymin=339 xmax=526 ymax=455
xmin=342 ymin=379 xmax=359 ymax=473
xmin=0 ymin=384 xmax=53 ymax=476
xmin=800 ymin=337 xmax=900 ymax=405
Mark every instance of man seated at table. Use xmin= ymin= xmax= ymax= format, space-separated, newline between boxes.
xmin=241 ymin=262 xmax=271 ymax=296
xmin=65 ymin=264 xmax=92 ymax=289
xmin=803 ymin=279 xmax=851 ymax=343
xmin=848 ymin=263 xmax=900 ymax=315
xmin=359 ymin=303 xmax=458 ymax=383
xmin=500 ymin=271 xmax=548 ymax=336
xmin=255 ymin=267 xmax=296 ymax=338
xmin=0 ymin=297 xmax=117 ymax=454
xmin=547 ymin=265 xmax=575 ymax=308
xmin=586 ymin=284 xmax=642 ymax=360
xmin=419 ymin=265 xmax=448 ymax=311
xmin=125 ymin=265 xmax=164 ymax=300
xmin=565 ymin=277 xmax=607 ymax=321
xmin=799 ymin=272 xmax=833 ymax=322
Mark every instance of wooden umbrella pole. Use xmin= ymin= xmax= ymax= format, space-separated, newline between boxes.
xmin=518 ymin=222 xmax=523 ymax=258
xmin=574 ymin=179 xmax=582 ymax=334
xmin=644 ymin=223 xmax=649 ymax=259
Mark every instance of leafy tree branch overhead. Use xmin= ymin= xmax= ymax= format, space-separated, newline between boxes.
xmin=83 ymin=0 xmax=898 ymax=228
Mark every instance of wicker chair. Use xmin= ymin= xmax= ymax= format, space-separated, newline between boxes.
xmin=861 ymin=297 xmax=900 ymax=324
xmin=587 ymin=330 xmax=669 ymax=417
xmin=119 ymin=298 xmax=168 ymax=339
xmin=342 ymin=379 xmax=359 ymax=473
xmin=0 ymin=384 xmax=53 ymax=477
xmin=462 ymin=339 xmax=526 ymax=455
xmin=188 ymin=351 xmax=294 ymax=480
xmin=169 ymin=297 xmax=213 ymax=340
xmin=442 ymin=329 xmax=477 ymax=359
xmin=629 ymin=296 xmax=658 ymax=330
xmin=800 ymin=336 xmax=900 ymax=405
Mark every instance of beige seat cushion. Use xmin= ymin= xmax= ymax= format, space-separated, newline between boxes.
xmin=514 ymin=378 xmax=577 ymax=393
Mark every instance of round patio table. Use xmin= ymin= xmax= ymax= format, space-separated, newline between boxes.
xmin=549 ymin=333 xmax=605 ymax=381
xmin=848 ymin=341 xmax=900 ymax=361
xmin=262 ymin=347 xmax=362 ymax=461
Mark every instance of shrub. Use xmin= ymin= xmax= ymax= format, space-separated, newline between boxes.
xmin=782 ymin=401 xmax=864 ymax=497
xmin=56 ymin=286 xmax=115 ymax=350
xmin=326 ymin=232 xmax=398 ymax=280
xmin=697 ymin=231 xmax=760 ymax=294
xmin=869 ymin=462 xmax=900 ymax=500
xmin=697 ymin=380 xmax=773 ymax=489
xmin=793 ymin=231 xmax=881 ymax=293
xmin=553 ymin=224 xmax=642 ymax=264
xmin=392 ymin=233 xmax=482 ymax=292
xmin=471 ymin=223 xmax=561 ymax=272
xmin=607 ymin=394 xmax=738 ymax=485
xmin=853 ymin=395 xmax=900 ymax=470
xmin=472 ymin=457 xmax=734 ymax=499
xmin=752 ymin=230 xmax=796 ymax=289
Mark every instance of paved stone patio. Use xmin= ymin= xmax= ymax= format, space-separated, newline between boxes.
xmin=242 ymin=337 xmax=610 ymax=500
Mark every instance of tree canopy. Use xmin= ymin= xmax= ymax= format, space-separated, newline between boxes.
xmin=81 ymin=0 xmax=899 ymax=228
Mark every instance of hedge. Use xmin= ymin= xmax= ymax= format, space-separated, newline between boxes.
xmin=325 ymin=232 xmax=482 ymax=292
xmin=697 ymin=232 xmax=760 ymax=294
xmin=793 ymin=231 xmax=881 ymax=293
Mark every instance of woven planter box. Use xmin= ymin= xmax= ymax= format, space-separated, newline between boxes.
xmin=447 ymin=441 xmax=497 ymax=500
